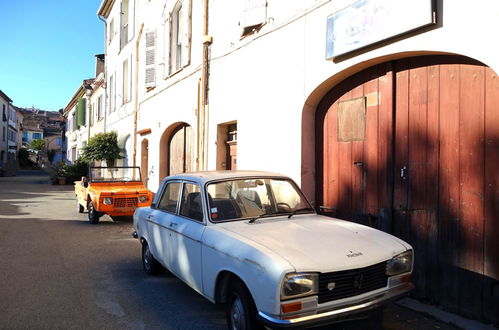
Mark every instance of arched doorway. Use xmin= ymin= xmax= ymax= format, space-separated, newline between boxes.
xmin=316 ymin=55 xmax=499 ymax=322
xmin=141 ymin=139 xmax=149 ymax=187
xmin=159 ymin=123 xmax=194 ymax=180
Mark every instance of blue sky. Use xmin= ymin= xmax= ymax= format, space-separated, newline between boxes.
xmin=0 ymin=0 xmax=104 ymax=111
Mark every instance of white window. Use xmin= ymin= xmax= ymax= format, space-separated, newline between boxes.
xmin=109 ymin=74 xmax=115 ymax=112
xmin=145 ymin=30 xmax=156 ymax=88
xmin=168 ymin=0 xmax=191 ymax=75
xmin=120 ymin=0 xmax=129 ymax=50
xmin=123 ymin=58 xmax=130 ymax=103
xmin=97 ymin=95 xmax=103 ymax=120
xmin=109 ymin=19 xmax=115 ymax=44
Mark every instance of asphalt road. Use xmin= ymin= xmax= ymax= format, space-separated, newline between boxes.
xmin=0 ymin=171 xmax=460 ymax=330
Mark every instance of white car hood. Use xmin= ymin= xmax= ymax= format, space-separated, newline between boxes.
xmin=216 ymin=215 xmax=409 ymax=273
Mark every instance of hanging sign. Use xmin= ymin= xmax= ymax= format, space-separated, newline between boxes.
xmin=326 ymin=0 xmax=435 ymax=59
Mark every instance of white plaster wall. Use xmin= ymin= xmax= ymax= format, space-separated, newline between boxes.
xmin=110 ymin=0 xmax=499 ymax=192
xmin=206 ymin=0 xmax=499 ymax=187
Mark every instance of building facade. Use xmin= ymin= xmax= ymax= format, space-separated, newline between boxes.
xmin=63 ymin=54 xmax=107 ymax=164
xmin=93 ymin=0 xmax=499 ymax=324
xmin=0 ymin=90 xmax=13 ymax=173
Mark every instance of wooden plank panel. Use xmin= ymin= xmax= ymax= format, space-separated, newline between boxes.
xmin=408 ymin=62 xmax=429 ymax=210
xmin=364 ymin=72 xmax=380 ymax=218
xmin=350 ymin=84 xmax=365 ymax=221
xmin=324 ymin=103 xmax=339 ymax=211
xmin=378 ymin=64 xmax=394 ymax=232
xmin=393 ymin=61 xmax=410 ymax=242
xmin=407 ymin=59 xmax=429 ymax=298
xmin=438 ymin=63 xmax=461 ymax=310
xmin=426 ymin=63 xmax=440 ymax=301
xmin=483 ymin=66 xmax=499 ymax=323
xmin=458 ymin=64 xmax=485 ymax=317
xmin=337 ymin=90 xmax=354 ymax=220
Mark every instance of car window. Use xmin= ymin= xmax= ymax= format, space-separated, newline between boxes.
xmin=207 ymin=178 xmax=313 ymax=222
xmin=179 ymin=183 xmax=203 ymax=222
xmin=157 ymin=182 xmax=181 ymax=213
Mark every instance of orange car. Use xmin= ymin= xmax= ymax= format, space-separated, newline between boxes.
xmin=75 ymin=166 xmax=153 ymax=224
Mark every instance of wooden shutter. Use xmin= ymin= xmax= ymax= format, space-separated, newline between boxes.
xmin=128 ymin=0 xmax=135 ymax=42
xmin=168 ymin=13 xmax=173 ymax=75
xmin=181 ymin=0 xmax=192 ymax=68
xmin=76 ymin=98 xmax=86 ymax=128
xmin=145 ymin=30 xmax=156 ymax=88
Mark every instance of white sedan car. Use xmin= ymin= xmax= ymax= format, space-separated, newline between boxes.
xmin=133 ymin=171 xmax=414 ymax=329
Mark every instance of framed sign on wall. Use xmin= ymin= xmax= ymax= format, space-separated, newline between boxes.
xmin=326 ymin=0 xmax=435 ymax=59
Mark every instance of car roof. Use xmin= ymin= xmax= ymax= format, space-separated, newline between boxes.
xmin=161 ymin=170 xmax=290 ymax=185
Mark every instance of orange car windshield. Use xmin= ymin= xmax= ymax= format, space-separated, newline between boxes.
xmin=89 ymin=167 xmax=141 ymax=182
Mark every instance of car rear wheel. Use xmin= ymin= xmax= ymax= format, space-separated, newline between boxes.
xmin=87 ymin=201 xmax=100 ymax=224
xmin=226 ymin=280 xmax=261 ymax=330
xmin=142 ymin=242 xmax=162 ymax=275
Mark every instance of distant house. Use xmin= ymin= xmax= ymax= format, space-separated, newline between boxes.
xmin=63 ymin=54 xmax=106 ymax=164
xmin=19 ymin=108 xmax=65 ymax=164
xmin=0 ymin=89 xmax=13 ymax=172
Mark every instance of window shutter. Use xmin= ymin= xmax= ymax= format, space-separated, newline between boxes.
xmin=76 ymin=98 xmax=86 ymax=128
xmin=240 ymin=0 xmax=267 ymax=28
xmin=128 ymin=0 xmax=135 ymax=41
xmin=181 ymin=0 xmax=192 ymax=67
xmin=145 ymin=30 xmax=156 ymax=88
xmin=168 ymin=12 xmax=173 ymax=75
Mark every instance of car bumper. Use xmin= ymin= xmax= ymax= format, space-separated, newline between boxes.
xmin=257 ymin=282 xmax=414 ymax=328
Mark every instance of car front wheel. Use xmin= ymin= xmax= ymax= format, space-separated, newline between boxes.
xmin=78 ymin=201 xmax=84 ymax=213
xmin=87 ymin=201 xmax=100 ymax=224
xmin=226 ymin=280 xmax=261 ymax=330
xmin=142 ymin=242 xmax=162 ymax=275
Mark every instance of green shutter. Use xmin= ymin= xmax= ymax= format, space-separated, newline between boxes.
xmin=76 ymin=98 xmax=86 ymax=128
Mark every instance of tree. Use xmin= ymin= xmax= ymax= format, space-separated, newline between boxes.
xmin=81 ymin=131 xmax=123 ymax=165
xmin=29 ymin=139 xmax=45 ymax=151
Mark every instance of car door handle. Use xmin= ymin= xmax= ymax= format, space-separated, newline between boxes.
xmin=147 ymin=215 xmax=154 ymax=220
xmin=169 ymin=222 xmax=178 ymax=227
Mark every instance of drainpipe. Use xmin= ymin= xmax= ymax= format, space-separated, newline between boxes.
xmin=133 ymin=23 xmax=145 ymax=168
xmin=98 ymin=14 xmax=108 ymax=133
xmin=199 ymin=0 xmax=211 ymax=171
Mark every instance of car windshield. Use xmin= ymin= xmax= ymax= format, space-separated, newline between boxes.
xmin=89 ymin=167 xmax=141 ymax=182
xmin=207 ymin=178 xmax=313 ymax=222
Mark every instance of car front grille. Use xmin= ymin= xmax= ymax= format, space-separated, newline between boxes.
xmin=318 ymin=261 xmax=388 ymax=304
xmin=114 ymin=197 xmax=138 ymax=208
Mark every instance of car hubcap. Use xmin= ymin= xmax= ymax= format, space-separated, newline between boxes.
xmin=230 ymin=296 xmax=245 ymax=330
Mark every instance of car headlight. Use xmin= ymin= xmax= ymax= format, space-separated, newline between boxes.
xmin=103 ymin=197 xmax=113 ymax=205
xmin=386 ymin=250 xmax=413 ymax=276
xmin=281 ymin=273 xmax=318 ymax=300
xmin=139 ymin=195 xmax=148 ymax=203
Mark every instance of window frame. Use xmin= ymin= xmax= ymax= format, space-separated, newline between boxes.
xmin=167 ymin=0 xmax=192 ymax=76
xmin=178 ymin=182 xmax=204 ymax=222
xmin=156 ymin=180 xmax=182 ymax=214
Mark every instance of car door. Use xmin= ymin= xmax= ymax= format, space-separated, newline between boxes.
xmin=168 ymin=182 xmax=206 ymax=293
xmin=147 ymin=180 xmax=182 ymax=269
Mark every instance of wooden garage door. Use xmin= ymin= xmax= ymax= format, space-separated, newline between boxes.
xmin=317 ymin=56 xmax=499 ymax=323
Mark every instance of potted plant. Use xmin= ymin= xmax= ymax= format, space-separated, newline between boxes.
xmin=53 ymin=162 xmax=68 ymax=185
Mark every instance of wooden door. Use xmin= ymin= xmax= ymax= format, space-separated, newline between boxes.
xmin=318 ymin=56 xmax=499 ymax=323
xmin=319 ymin=63 xmax=394 ymax=227
xmin=168 ymin=124 xmax=194 ymax=176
